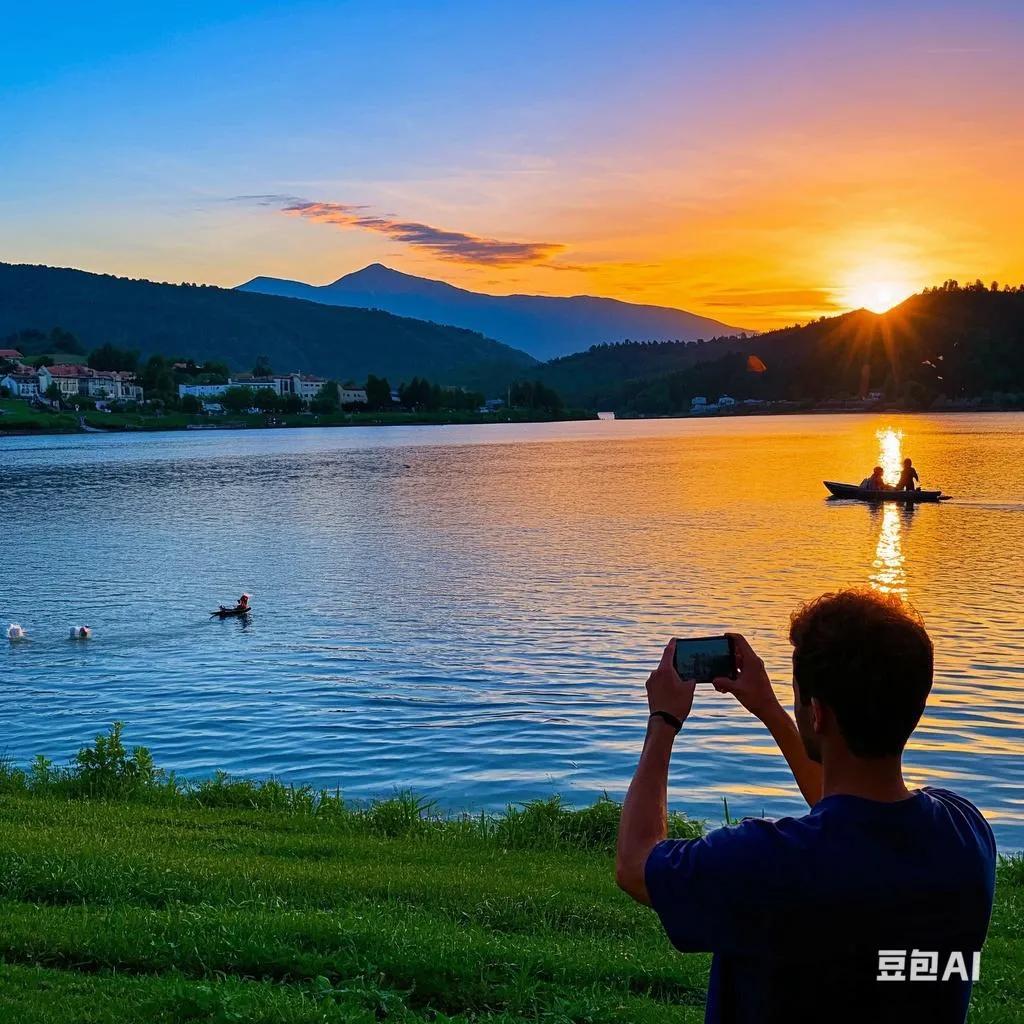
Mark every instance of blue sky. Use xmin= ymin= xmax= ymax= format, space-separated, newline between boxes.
xmin=3 ymin=1 xmax=1023 ymax=326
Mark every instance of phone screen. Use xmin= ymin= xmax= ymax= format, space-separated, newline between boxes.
xmin=673 ymin=635 xmax=736 ymax=684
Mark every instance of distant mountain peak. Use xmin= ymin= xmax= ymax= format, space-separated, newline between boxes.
xmin=335 ymin=262 xmax=395 ymax=282
xmin=238 ymin=266 xmax=748 ymax=361
xmin=328 ymin=262 xmax=465 ymax=296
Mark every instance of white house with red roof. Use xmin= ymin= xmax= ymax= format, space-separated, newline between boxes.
xmin=36 ymin=364 xmax=143 ymax=401
xmin=38 ymin=364 xmax=84 ymax=396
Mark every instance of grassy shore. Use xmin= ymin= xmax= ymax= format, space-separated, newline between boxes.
xmin=0 ymin=727 xmax=1020 ymax=1023
xmin=0 ymin=397 xmax=80 ymax=433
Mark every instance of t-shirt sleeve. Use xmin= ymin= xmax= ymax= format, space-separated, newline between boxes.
xmin=923 ymin=787 xmax=996 ymax=861
xmin=644 ymin=818 xmax=800 ymax=954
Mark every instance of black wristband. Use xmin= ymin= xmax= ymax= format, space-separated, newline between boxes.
xmin=650 ymin=710 xmax=683 ymax=733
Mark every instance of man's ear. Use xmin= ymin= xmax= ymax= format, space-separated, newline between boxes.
xmin=811 ymin=697 xmax=828 ymax=735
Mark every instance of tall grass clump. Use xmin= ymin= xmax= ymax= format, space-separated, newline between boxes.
xmin=490 ymin=794 xmax=703 ymax=850
xmin=0 ymin=722 xmax=176 ymax=800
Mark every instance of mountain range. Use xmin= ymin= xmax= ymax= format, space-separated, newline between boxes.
xmin=236 ymin=263 xmax=747 ymax=360
xmin=0 ymin=262 xmax=536 ymax=392
xmin=7 ymin=262 xmax=1017 ymax=416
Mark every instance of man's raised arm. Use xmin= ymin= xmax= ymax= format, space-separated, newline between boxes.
xmin=616 ymin=640 xmax=695 ymax=905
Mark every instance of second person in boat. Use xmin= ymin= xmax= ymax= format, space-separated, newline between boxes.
xmin=897 ymin=457 xmax=920 ymax=492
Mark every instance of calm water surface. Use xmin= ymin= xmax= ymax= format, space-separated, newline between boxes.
xmin=2 ymin=414 xmax=1023 ymax=845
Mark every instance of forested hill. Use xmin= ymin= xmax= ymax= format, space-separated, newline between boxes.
xmin=539 ymin=283 xmax=1024 ymax=413
xmin=0 ymin=263 xmax=536 ymax=392
xmin=537 ymin=335 xmax=750 ymax=407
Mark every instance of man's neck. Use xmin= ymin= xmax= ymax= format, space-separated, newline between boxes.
xmin=821 ymin=751 xmax=913 ymax=802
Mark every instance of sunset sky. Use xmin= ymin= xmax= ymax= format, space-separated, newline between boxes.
xmin=3 ymin=0 xmax=1023 ymax=329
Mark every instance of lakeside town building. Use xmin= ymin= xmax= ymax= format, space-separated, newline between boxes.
xmin=1 ymin=358 xmax=368 ymax=410
xmin=1 ymin=362 xmax=143 ymax=402
xmin=178 ymin=374 xmax=368 ymax=405
xmin=0 ymin=369 xmax=42 ymax=398
xmin=690 ymin=394 xmax=752 ymax=413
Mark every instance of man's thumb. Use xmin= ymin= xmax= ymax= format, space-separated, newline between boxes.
xmin=659 ymin=638 xmax=677 ymax=671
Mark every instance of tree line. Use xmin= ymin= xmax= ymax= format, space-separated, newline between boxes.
xmin=3 ymin=331 xmax=569 ymax=416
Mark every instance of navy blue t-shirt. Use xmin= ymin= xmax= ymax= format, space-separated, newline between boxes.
xmin=645 ymin=788 xmax=995 ymax=1024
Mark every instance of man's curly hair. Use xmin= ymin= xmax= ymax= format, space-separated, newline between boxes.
xmin=789 ymin=588 xmax=933 ymax=758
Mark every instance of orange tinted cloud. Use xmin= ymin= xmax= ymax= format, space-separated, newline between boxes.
xmin=240 ymin=195 xmax=564 ymax=267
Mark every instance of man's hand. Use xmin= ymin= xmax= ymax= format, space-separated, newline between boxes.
xmin=714 ymin=632 xmax=823 ymax=806
xmin=712 ymin=633 xmax=780 ymax=719
xmin=646 ymin=639 xmax=696 ymax=723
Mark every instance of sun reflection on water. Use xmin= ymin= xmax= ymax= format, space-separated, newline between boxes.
xmin=871 ymin=503 xmax=907 ymax=596
xmin=876 ymin=426 xmax=904 ymax=485
xmin=869 ymin=427 xmax=908 ymax=596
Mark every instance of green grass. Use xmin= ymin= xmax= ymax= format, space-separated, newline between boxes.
xmin=0 ymin=398 xmax=78 ymax=433
xmin=0 ymin=726 xmax=1019 ymax=1022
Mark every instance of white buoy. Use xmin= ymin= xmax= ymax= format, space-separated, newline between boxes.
xmin=7 ymin=623 xmax=26 ymax=642
xmin=69 ymin=625 xmax=92 ymax=640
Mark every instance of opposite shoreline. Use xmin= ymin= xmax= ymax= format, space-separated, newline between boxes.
xmin=3 ymin=401 xmax=1024 ymax=440
xmin=0 ymin=403 xmax=597 ymax=438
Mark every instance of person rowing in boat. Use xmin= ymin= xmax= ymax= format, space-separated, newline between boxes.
xmin=859 ymin=466 xmax=889 ymax=491
xmin=212 ymin=593 xmax=251 ymax=617
xmin=896 ymin=457 xmax=920 ymax=492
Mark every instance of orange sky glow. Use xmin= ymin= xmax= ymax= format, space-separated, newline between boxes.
xmin=229 ymin=35 xmax=1024 ymax=332
xmin=4 ymin=4 xmax=1023 ymax=332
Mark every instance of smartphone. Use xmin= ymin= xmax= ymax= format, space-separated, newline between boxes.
xmin=673 ymin=635 xmax=737 ymax=685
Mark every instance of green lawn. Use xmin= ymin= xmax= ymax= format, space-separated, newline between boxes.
xmin=0 ymin=795 xmax=709 ymax=1023
xmin=0 ymin=398 xmax=78 ymax=433
xmin=0 ymin=726 xmax=1019 ymax=1023
xmin=0 ymin=796 xmax=1016 ymax=1022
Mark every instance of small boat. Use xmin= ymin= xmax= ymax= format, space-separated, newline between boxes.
xmin=210 ymin=606 xmax=251 ymax=619
xmin=824 ymin=481 xmax=948 ymax=503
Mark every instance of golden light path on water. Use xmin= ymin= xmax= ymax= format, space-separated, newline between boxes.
xmin=876 ymin=426 xmax=905 ymax=485
xmin=871 ymin=504 xmax=907 ymax=598
xmin=870 ymin=428 xmax=907 ymax=598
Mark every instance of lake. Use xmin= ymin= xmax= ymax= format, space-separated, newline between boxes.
xmin=2 ymin=414 xmax=1023 ymax=846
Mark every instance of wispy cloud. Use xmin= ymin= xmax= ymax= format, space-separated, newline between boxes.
xmin=234 ymin=195 xmax=563 ymax=267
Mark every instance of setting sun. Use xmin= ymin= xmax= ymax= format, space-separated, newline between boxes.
xmin=844 ymin=278 xmax=918 ymax=314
